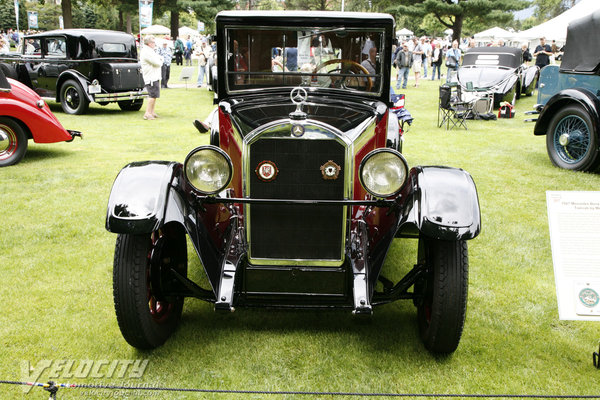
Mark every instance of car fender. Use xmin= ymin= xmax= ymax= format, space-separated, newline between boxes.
xmin=398 ymin=166 xmax=481 ymax=241
xmin=106 ymin=161 xmax=184 ymax=234
xmin=522 ymin=65 xmax=539 ymax=94
xmin=55 ymin=70 xmax=93 ymax=103
xmin=533 ymin=88 xmax=600 ymax=136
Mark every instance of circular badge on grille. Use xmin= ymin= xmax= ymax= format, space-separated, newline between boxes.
xmin=256 ymin=160 xmax=278 ymax=182
xmin=320 ymin=160 xmax=341 ymax=180
xmin=291 ymin=124 xmax=305 ymax=137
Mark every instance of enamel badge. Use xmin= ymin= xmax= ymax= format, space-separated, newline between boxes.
xmin=320 ymin=160 xmax=341 ymax=180
xmin=256 ymin=160 xmax=278 ymax=181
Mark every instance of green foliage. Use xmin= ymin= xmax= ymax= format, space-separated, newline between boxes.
xmin=389 ymin=0 xmax=529 ymax=41
xmin=25 ymin=1 xmax=62 ymax=31
xmin=0 ymin=0 xmax=28 ymax=31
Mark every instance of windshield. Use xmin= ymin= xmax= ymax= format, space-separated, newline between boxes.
xmin=225 ymin=26 xmax=384 ymax=95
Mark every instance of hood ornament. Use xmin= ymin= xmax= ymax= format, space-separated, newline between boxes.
xmin=289 ymin=87 xmax=307 ymax=120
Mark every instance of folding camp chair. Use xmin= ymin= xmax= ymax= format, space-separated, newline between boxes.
xmin=438 ymin=84 xmax=472 ymax=130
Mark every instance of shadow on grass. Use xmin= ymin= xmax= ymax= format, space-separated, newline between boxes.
xmin=20 ymin=147 xmax=73 ymax=165
xmin=47 ymin=102 xmax=141 ymax=116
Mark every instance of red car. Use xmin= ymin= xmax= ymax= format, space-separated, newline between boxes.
xmin=0 ymin=68 xmax=80 ymax=167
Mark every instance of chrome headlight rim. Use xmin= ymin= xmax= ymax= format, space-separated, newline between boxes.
xmin=184 ymin=145 xmax=233 ymax=195
xmin=359 ymin=148 xmax=409 ymax=198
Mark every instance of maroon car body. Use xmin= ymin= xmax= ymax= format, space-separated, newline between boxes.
xmin=0 ymin=68 xmax=80 ymax=166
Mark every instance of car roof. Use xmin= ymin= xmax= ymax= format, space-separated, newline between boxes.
xmin=25 ymin=29 xmax=134 ymax=41
xmin=216 ymin=10 xmax=395 ymax=26
xmin=560 ymin=9 xmax=600 ymax=74
xmin=463 ymin=46 xmax=522 ymax=69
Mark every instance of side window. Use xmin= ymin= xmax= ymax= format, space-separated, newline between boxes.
xmin=46 ymin=38 xmax=66 ymax=58
xmin=24 ymin=38 xmax=41 ymax=56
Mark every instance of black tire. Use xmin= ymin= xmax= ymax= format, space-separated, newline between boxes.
xmin=546 ymin=104 xmax=599 ymax=171
xmin=113 ymin=224 xmax=187 ymax=349
xmin=60 ymin=79 xmax=89 ymax=115
xmin=0 ymin=117 xmax=28 ymax=167
xmin=416 ymin=238 xmax=468 ymax=354
xmin=0 ymin=63 xmax=18 ymax=80
xmin=118 ymin=99 xmax=144 ymax=111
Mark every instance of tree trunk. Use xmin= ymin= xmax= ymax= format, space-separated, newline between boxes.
xmin=126 ymin=13 xmax=132 ymax=34
xmin=452 ymin=15 xmax=463 ymax=44
xmin=170 ymin=11 xmax=179 ymax=40
xmin=118 ymin=10 xmax=124 ymax=32
xmin=61 ymin=0 xmax=73 ymax=29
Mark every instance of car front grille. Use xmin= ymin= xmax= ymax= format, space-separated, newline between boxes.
xmin=248 ymin=137 xmax=346 ymax=263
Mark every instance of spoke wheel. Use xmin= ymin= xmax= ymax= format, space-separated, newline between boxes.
xmin=0 ymin=117 xmax=28 ymax=167
xmin=113 ymin=223 xmax=187 ymax=349
xmin=415 ymin=237 xmax=468 ymax=354
xmin=60 ymin=79 xmax=89 ymax=115
xmin=546 ymin=104 xmax=599 ymax=171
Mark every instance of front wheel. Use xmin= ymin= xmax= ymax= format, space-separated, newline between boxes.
xmin=118 ymin=99 xmax=144 ymax=111
xmin=113 ymin=224 xmax=187 ymax=349
xmin=415 ymin=238 xmax=468 ymax=354
xmin=60 ymin=79 xmax=89 ymax=115
xmin=0 ymin=117 xmax=28 ymax=167
xmin=546 ymin=104 xmax=599 ymax=171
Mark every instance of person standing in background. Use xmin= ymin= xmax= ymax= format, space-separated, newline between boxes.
xmin=140 ymin=35 xmax=163 ymax=120
xmin=196 ymin=42 xmax=210 ymax=87
xmin=533 ymin=37 xmax=552 ymax=70
xmin=157 ymin=41 xmax=172 ymax=89
xmin=431 ymin=42 xmax=442 ymax=80
xmin=174 ymin=36 xmax=184 ymax=65
xmin=184 ymin=35 xmax=193 ymax=66
xmin=395 ymin=42 xmax=412 ymax=90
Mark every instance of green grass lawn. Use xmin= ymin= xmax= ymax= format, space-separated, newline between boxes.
xmin=1 ymin=66 xmax=599 ymax=399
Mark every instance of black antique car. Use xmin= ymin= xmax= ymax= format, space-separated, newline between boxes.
xmin=0 ymin=29 xmax=146 ymax=114
xmin=455 ymin=46 xmax=538 ymax=108
xmin=106 ymin=11 xmax=481 ymax=354
xmin=528 ymin=10 xmax=600 ymax=171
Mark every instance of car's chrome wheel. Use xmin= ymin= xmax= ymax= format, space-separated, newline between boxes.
xmin=113 ymin=223 xmax=187 ymax=349
xmin=546 ymin=104 xmax=599 ymax=171
xmin=415 ymin=237 xmax=468 ymax=354
xmin=0 ymin=117 xmax=28 ymax=167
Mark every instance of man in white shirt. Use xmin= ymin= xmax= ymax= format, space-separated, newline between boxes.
xmin=140 ymin=35 xmax=163 ymax=120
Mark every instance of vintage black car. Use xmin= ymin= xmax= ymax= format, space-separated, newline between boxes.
xmin=106 ymin=11 xmax=481 ymax=354
xmin=455 ymin=46 xmax=538 ymax=108
xmin=528 ymin=10 xmax=600 ymax=171
xmin=0 ymin=29 xmax=146 ymax=114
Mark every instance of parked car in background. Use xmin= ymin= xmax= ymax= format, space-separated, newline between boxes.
xmin=0 ymin=29 xmax=146 ymax=115
xmin=527 ymin=10 xmax=600 ymax=172
xmin=0 ymin=67 xmax=80 ymax=167
xmin=453 ymin=46 xmax=538 ymax=108
xmin=106 ymin=11 xmax=481 ymax=354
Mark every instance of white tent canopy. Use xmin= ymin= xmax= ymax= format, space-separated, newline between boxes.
xmin=396 ymin=28 xmax=413 ymax=36
xmin=140 ymin=24 xmax=170 ymax=35
xmin=474 ymin=26 xmax=513 ymax=41
xmin=518 ymin=0 xmax=600 ymax=42
xmin=179 ymin=26 xmax=200 ymax=38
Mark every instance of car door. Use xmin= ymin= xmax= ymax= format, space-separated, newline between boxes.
xmin=36 ymin=36 xmax=67 ymax=97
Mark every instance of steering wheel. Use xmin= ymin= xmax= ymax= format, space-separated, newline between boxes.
xmin=312 ymin=59 xmax=373 ymax=91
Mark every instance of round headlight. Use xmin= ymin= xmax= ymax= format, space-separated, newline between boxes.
xmin=359 ymin=149 xmax=408 ymax=198
xmin=184 ymin=146 xmax=233 ymax=195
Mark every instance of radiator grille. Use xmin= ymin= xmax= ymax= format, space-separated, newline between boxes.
xmin=248 ymin=138 xmax=346 ymax=262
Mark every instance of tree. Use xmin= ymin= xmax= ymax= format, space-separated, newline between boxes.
xmin=61 ymin=0 xmax=73 ymax=28
xmin=533 ymin=0 xmax=577 ymax=21
xmin=0 ymin=0 xmax=27 ymax=31
xmin=388 ymin=0 xmax=528 ymax=42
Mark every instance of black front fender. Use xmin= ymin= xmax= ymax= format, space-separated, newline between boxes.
xmin=106 ymin=161 xmax=181 ymax=234
xmin=534 ymin=88 xmax=600 ymax=136
xmin=398 ymin=166 xmax=481 ymax=241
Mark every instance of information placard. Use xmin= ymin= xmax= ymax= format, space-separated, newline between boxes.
xmin=547 ymin=191 xmax=600 ymax=320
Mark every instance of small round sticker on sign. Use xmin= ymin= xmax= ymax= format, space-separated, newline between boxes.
xmin=256 ymin=160 xmax=278 ymax=182
xmin=579 ymin=287 xmax=599 ymax=308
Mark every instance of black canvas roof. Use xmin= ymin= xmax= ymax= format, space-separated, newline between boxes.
xmin=462 ymin=47 xmax=522 ymax=69
xmin=560 ymin=9 xmax=600 ymax=74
